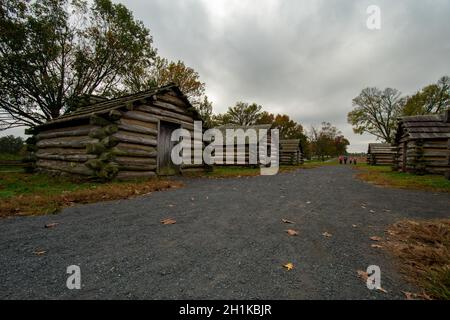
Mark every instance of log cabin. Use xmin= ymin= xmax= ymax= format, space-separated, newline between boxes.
xmin=392 ymin=110 xmax=450 ymax=178
xmin=26 ymin=84 xmax=206 ymax=180
xmin=366 ymin=143 xmax=394 ymax=166
xmin=279 ymin=139 xmax=304 ymax=165
xmin=213 ymin=124 xmax=273 ymax=166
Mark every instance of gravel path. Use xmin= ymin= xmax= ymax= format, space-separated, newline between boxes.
xmin=0 ymin=165 xmax=449 ymax=300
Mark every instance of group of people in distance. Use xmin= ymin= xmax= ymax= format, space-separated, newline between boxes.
xmin=339 ymin=155 xmax=357 ymax=165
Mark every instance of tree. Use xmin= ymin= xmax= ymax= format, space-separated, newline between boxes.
xmin=125 ymin=56 xmax=205 ymax=105
xmin=0 ymin=0 xmax=156 ymax=130
xmin=196 ymin=96 xmax=214 ymax=128
xmin=215 ymin=102 xmax=263 ymax=126
xmin=309 ymin=122 xmax=349 ymax=161
xmin=347 ymin=87 xmax=405 ymax=143
xmin=402 ymin=76 xmax=450 ymax=116
xmin=0 ymin=135 xmax=24 ymax=154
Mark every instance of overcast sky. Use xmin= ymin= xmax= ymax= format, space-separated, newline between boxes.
xmin=2 ymin=0 xmax=450 ymax=152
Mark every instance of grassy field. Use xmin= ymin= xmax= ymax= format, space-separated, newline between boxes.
xmin=0 ymin=171 xmax=182 ymax=218
xmin=384 ymin=219 xmax=450 ymax=300
xmin=355 ymin=164 xmax=450 ymax=193
xmin=184 ymin=160 xmax=339 ymax=178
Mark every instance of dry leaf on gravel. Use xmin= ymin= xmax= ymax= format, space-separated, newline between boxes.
xmin=286 ymin=229 xmax=299 ymax=236
xmin=370 ymin=236 xmax=383 ymax=241
xmin=371 ymin=244 xmax=383 ymax=249
xmin=160 ymin=218 xmax=176 ymax=225
xmin=44 ymin=223 xmax=58 ymax=229
xmin=282 ymin=219 xmax=295 ymax=224
xmin=357 ymin=270 xmax=368 ymax=281
xmin=377 ymin=287 xmax=388 ymax=293
xmin=34 ymin=250 xmax=46 ymax=256
xmin=322 ymin=232 xmax=332 ymax=238
xmin=283 ymin=263 xmax=294 ymax=271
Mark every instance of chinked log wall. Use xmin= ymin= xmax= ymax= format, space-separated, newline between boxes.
xmin=32 ymin=92 xmax=198 ymax=180
xmin=394 ymin=138 xmax=450 ymax=175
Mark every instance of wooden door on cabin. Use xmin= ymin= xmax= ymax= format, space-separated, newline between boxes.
xmin=158 ymin=121 xmax=181 ymax=176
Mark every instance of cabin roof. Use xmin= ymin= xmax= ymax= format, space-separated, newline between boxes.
xmin=280 ymin=139 xmax=303 ymax=153
xmin=35 ymin=84 xmax=200 ymax=130
xmin=367 ymin=143 xmax=394 ymax=154
xmin=395 ymin=113 xmax=450 ymax=142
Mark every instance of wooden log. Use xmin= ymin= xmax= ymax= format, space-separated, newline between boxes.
xmin=37 ymin=125 xmax=97 ymax=140
xmin=157 ymin=94 xmax=188 ymax=109
xmin=118 ymin=123 xmax=158 ymax=136
xmin=113 ymin=132 xmax=157 ymax=146
xmin=36 ymin=154 xmax=96 ymax=162
xmin=37 ymin=148 xmax=87 ymax=156
xmin=122 ymin=111 xmax=158 ymax=124
xmin=136 ymin=105 xmax=194 ymax=124
xmin=116 ymin=143 xmax=156 ymax=153
xmin=101 ymin=136 xmax=119 ymax=148
xmin=118 ymin=118 xmax=157 ymax=130
xmin=115 ymin=156 xmax=157 ymax=166
xmin=108 ymin=110 xmax=123 ymax=121
xmin=152 ymin=101 xmax=189 ymax=115
xmin=86 ymin=142 xmax=106 ymax=155
xmin=110 ymin=147 xmax=157 ymax=158
xmin=97 ymin=164 xmax=119 ymax=180
xmin=116 ymin=171 xmax=156 ymax=180
xmin=85 ymin=159 xmax=104 ymax=171
xmin=37 ymin=137 xmax=98 ymax=149
xmin=36 ymin=160 xmax=93 ymax=176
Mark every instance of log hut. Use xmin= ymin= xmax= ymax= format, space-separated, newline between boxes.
xmin=366 ymin=143 xmax=394 ymax=166
xmin=392 ymin=110 xmax=450 ymax=178
xmin=279 ymin=139 xmax=304 ymax=165
xmin=213 ymin=124 xmax=273 ymax=166
xmin=27 ymin=84 xmax=206 ymax=180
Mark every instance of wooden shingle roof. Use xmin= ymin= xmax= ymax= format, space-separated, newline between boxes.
xmin=395 ymin=113 xmax=450 ymax=141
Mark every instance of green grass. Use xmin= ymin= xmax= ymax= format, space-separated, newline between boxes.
xmin=0 ymin=172 xmax=97 ymax=199
xmin=0 ymin=153 xmax=22 ymax=161
xmin=0 ymin=171 xmax=183 ymax=217
xmin=355 ymin=164 xmax=450 ymax=193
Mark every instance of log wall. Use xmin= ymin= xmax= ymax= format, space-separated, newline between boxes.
xmin=32 ymin=91 xmax=205 ymax=180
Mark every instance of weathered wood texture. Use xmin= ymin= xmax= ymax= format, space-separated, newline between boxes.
xmin=32 ymin=85 xmax=206 ymax=180
xmin=393 ymin=111 xmax=450 ymax=177
xmin=367 ymin=143 xmax=395 ymax=166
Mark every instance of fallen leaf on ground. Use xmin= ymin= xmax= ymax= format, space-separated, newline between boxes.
xmin=160 ymin=218 xmax=176 ymax=225
xmin=286 ymin=229 xmax=299 ymax=236
xmin=283 ymin=263 xmax=294 ymax=271
xmin=403 ymin=291 xmax=415 ymax=300
xmin=282 ymin=219 xmax=295 ymax=224
xmin=371 ymin=244 xmax=383 ymax=249
xmin=322 ymin=232 xmax=332 ymax=238
xmin=357 ymin=270 xmax=368 ymax=281
xmin=377 ymin=287 xmax=388 ymax=293
xmin=44 ymin=223 xmax=58 ymax=229
xmin=34 ymin=250 xmax=46 ymax=256
xmin=370 ymin=236 xmax=382 ymax=241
